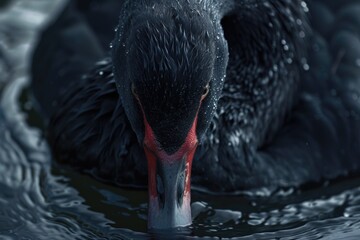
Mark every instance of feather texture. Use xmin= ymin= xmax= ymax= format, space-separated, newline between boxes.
xmin=31 ymin=0 xmax=360 ymax=192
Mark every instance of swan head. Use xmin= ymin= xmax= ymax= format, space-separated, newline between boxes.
xmin=112 ymin=3 xmax=228 ymax=229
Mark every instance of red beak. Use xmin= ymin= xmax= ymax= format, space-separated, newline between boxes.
xmin=143 ymin=115 xmax=198 ymax=229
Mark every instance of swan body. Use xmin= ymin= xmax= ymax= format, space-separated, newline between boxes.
xmin=31 ymin=0 xmax=360 ymax=228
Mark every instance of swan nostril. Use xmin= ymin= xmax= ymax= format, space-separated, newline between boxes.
xmin=177 ymin=171 xmax=185 ymax=206
xmin=156 ymin=174 xmax=165 ymax=208
xmin=177 ymin=158 xmax=186 ymax=206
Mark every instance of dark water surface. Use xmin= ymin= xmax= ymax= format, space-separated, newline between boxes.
xmin=1 ymin=0 xmax=360 ymax=239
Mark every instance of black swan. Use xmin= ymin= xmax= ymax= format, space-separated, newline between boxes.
xmin=31 ymin=0 xmax=360 ymax=229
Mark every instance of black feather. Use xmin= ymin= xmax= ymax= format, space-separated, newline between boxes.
xmin=31 ymin=0 xmax=360 ymax=192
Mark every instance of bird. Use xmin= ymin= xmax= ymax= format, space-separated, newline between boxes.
xmin=31 ymin=0 xmax=360 ymax=229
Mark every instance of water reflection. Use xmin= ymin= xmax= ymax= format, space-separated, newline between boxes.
xmin=1 ymin=0 xmax=360 ymax=239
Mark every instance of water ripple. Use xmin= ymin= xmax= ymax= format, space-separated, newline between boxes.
xmin=1 ymin=0 xmax=360 ymax=239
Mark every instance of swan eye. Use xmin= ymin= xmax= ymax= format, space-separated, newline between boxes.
xmin=201 ymin=84 xmax=210 ymax=100
xmin=131 ymin=83 xmax=139 ymax=99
